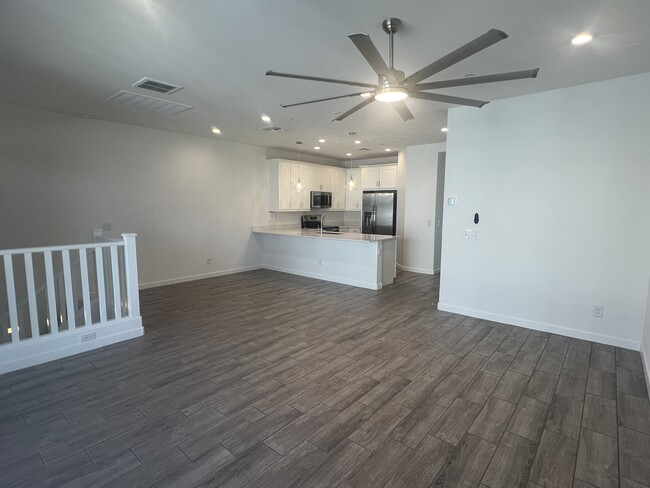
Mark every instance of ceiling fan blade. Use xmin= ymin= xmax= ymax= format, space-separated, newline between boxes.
xmin=280 ymin=92 xmax=370 ymax=108
xmin=348 ymin=33 xmax=394 ymax=82
xmin=414 ymin=68 xmax=540 ymax=90
xmin=392 ymin=101 xmax=415 ymax=121
xmin=266 ymin=70 xmax=378 ymax=89
xmin=403 ymin=29 xmax=508 ymax=86
xmin=409 ymin=91 xmax=488 ymax=108
xmin=333 ymin=97 xmax=375 ymax=121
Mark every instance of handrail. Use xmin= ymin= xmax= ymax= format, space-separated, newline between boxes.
xmin=0 ymin=240 xmax=124 ymax=256
xmin=0 ymin=246 xmax=95 ymax=328
xmin=0 ymin=233 xmax=142 ymax=374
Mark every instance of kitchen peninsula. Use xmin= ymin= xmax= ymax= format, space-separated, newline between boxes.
xmin=252 ymin=227 xmax=397 ymax=290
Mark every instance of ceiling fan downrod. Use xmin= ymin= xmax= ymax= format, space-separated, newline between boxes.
xmin=382 ymin=18 xmax=401 ymax=71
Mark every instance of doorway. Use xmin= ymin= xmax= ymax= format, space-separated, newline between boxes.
xmin=433 ymin=152 xmax=446 ymax=274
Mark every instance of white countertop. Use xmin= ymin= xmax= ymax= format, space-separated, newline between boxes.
xmin=252 ymin=227 xmax=398 ymax=242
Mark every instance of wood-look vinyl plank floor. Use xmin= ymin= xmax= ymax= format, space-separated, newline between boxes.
xmin=1 ymin=269 xmax=649 ymax=487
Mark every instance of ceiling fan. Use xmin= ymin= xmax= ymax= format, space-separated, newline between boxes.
xmin=266 ymin=18 xmax=539 ymax=122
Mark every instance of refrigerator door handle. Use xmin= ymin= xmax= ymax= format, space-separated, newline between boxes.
xmin=372 ymin=204 xmax=377 ymax=231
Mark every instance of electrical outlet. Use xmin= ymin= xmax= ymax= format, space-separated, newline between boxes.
xmin=80 ymin=332 xmax=96 ymax=343
xmin=207 ymin=257 xmax=212 ymax=265
xmin=593 ymin=305 xmax=604 ymax=318
xmin=267 ymin=211 xmax=276 ymax=221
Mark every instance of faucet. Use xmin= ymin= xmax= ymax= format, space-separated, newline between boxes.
xmin=320 ymin=214 xmax=325 ymax=237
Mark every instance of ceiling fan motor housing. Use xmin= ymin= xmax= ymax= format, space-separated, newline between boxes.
xmin=382 ymin=18 xmax=402 ymax=34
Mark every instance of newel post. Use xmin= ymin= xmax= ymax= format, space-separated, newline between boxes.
xmin=122 ymin=233 xmax=141 ymax=318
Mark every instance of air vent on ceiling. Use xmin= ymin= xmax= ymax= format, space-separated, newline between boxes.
xmin=133 ymin=77 xmax=183 ymax=94
xmin=260 ymin=126 xmax=285 ymax=132
xmin=107 ymin=90 xmax=193 ymax=115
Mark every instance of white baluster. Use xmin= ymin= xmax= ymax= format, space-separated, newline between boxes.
xmin=79 ymin=249 xmax=92 ymax=326
xmin=24 ymin=253 xmax=40 ymax=339
xmin=95 ymin=246 xmax=107 ymax=323
xmin=110 ymin=245 xmax=121 ymax=320
xmin=3 ymin=255 xmax=19 ymax=344
xmin=122 ymin=234 xmax=140 ymax=318
xmin=62 ymin=250 xmax=76 ymax=330
xmin=44 ymin=251 xmax=58 ymax=336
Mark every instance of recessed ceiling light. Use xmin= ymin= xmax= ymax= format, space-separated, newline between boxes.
xmin=354 ymin=140 xmax=361 ymax=144
xmin=314 ymin=146 xmax=320 ymax=150
xmin=260 ymin=114 xmax=271 ymax=122
xmin=385 ymin=148 xmax=392 ymax=152
xmin=571 ymin=33 xmax=593 ymax=46
xmin=441 ymin=127 xmax=448 ymax=132
xmin=318 ymin=138 xmax=326 ymax=143
xmin=346 ymin=152 xmax=352 ymax=156
xmin=360 ymin=92 xmax=372 ymax=98
xmin=211 ymin=127 xmax=221 ymax=134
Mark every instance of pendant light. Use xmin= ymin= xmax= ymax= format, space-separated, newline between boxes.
xmin=295 ymin=141 xmax=305 ymax=192
xmin=345 ymin=132 xmax=358 ymax=191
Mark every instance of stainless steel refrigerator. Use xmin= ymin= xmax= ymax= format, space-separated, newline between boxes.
xmin=362 ymin=190 xmax=397 ymax=235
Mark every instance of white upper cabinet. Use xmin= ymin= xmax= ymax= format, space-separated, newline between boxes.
xmin=345 ymin=168 xmax=362 ymax=210
xmin=290 ymin=163 xmax=311 ymax=210
xmin=330 ymin=168 xmax=346 ymax=210
xmin=268 ymin=159 xmax=311 ymax=210
xmin=269 ymin=160 xmax=380 ymax=211
xmin=361 ymin=164 xmax=398 ymax=189
xmin=311 ymin=167 xmax=331 ymax=192
xmin=276 ymin=161 xmax=292 ymax=210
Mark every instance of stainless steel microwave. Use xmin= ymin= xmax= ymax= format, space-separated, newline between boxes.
xmin=310 ymin=191 xmax=332 ymax=209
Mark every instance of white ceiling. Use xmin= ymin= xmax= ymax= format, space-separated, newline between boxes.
xmin=1 ymin=0 xmax=649 ymax=160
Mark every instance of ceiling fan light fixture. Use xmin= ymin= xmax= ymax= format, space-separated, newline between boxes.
xmin=375 ymin=85 xmax=409 ymax=103
xmin=571 ymin=33 xmax=593 ymax=46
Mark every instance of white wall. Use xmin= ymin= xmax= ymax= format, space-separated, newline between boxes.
xmin=0 ymin=102 xmax=270 ymax=287
xmin=439 ymin=72 xmax=650 ymax=349
xmin=402 ymin=143 xmax=443 ymax=273
xmin=396 ymin=150 xmax=407 ymax=265
xmin=433 ymin=152 xmax=446 ymax=273
xmin=642 ymin=277 xmax=650 ymax=389
xmin=398 ymin=143 xmax=446 ymax=274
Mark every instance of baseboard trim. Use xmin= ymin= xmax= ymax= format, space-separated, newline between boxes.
xmin=437 ymin=302 xmax=641 ymax=350
xmin=0 ymin=317 xmax=144 ymax=375
xmin=640 ymin=344 xmax=650 ymax=398
xmin=262 ymin=265 xmax=380 ymax=290
xmin=396 ymin=263 xmax=435 ymax=275
xmin=139 ymin=265 xmax=262 ymax=289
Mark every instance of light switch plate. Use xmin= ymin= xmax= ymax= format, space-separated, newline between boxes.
xmin=447 ymin=196 xmax=456 ymax=206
